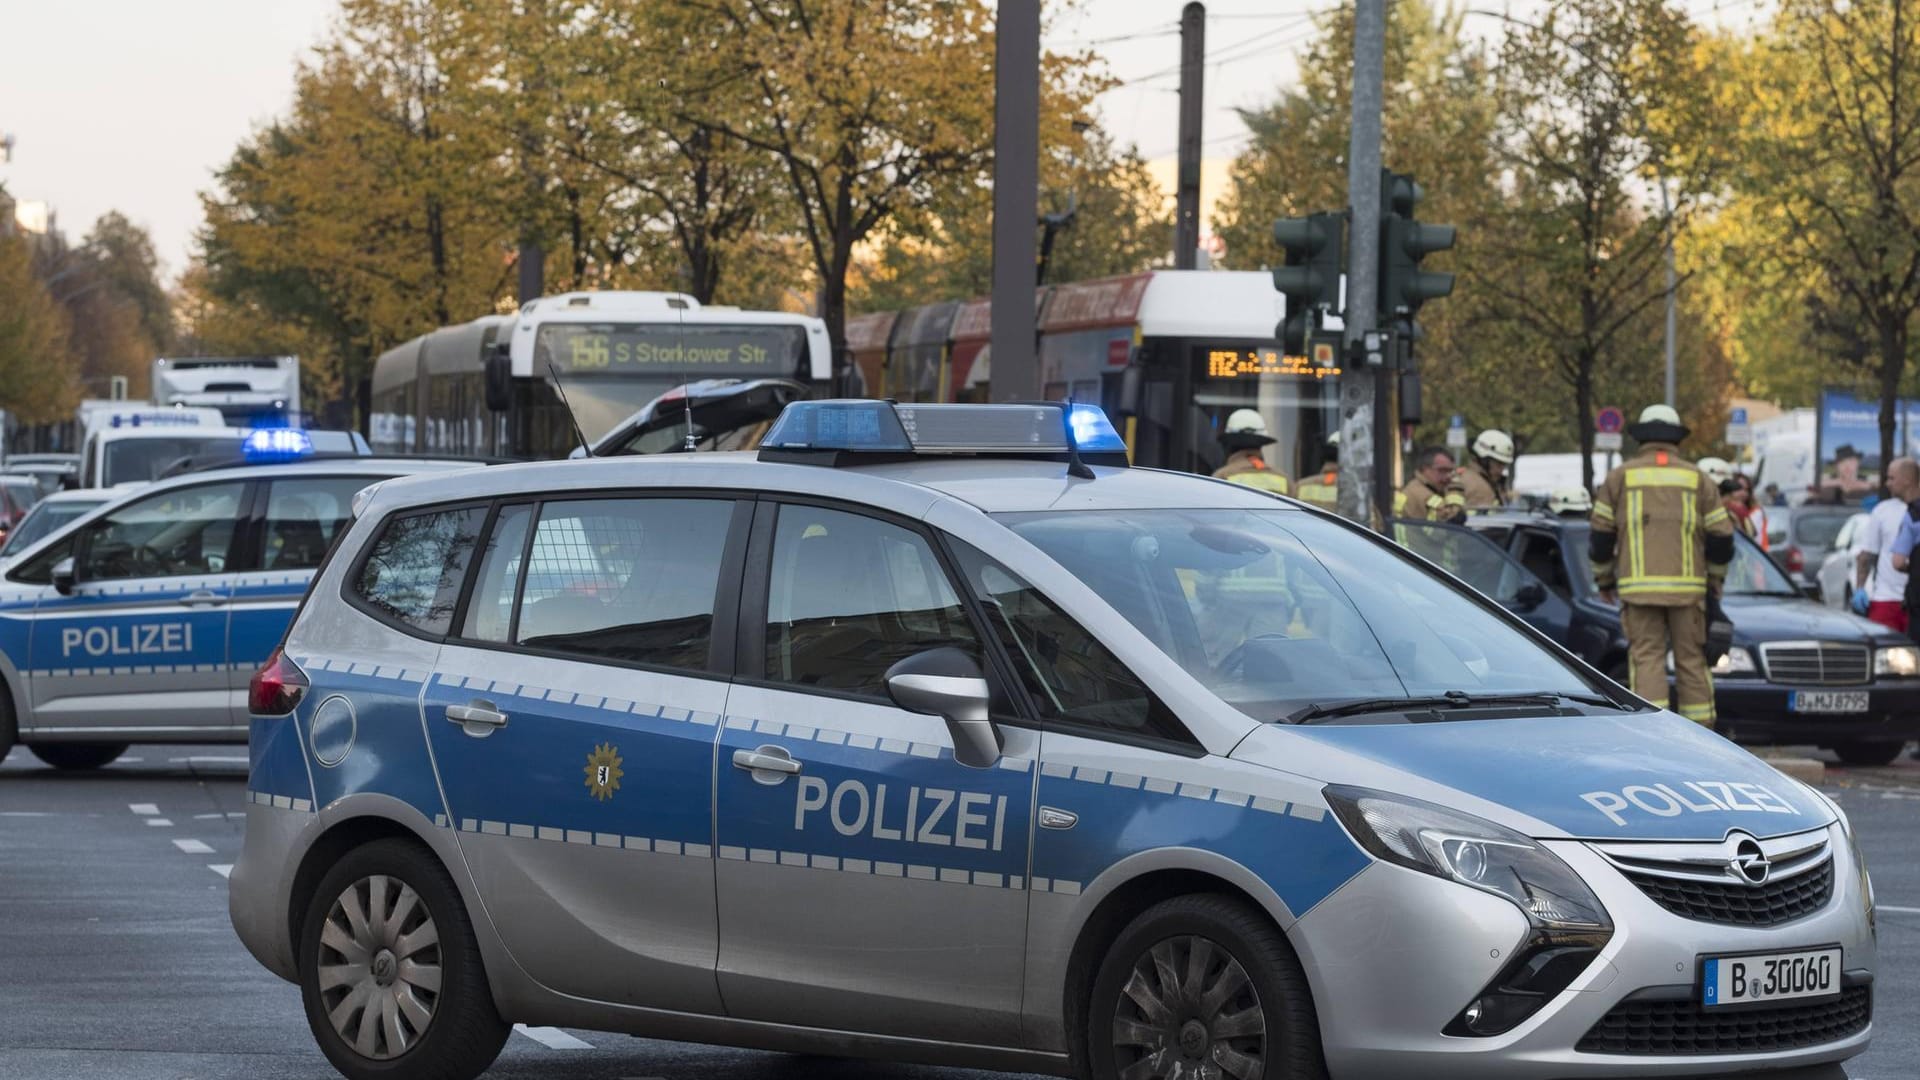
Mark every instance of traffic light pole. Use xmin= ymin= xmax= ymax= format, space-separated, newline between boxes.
xmin=1341 ymin=0 xmax=1387 ymax=525
xmin=990 ymin=0 xmax=1041 ymax=401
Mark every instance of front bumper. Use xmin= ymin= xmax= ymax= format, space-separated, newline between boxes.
xmin=1292 ymin=824 xmax=1875 ymax=1079
xmin=1716 ymin=679 xmax=1920 ymax=743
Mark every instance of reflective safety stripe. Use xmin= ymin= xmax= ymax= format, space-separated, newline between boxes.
xmin=1679 ymin=701 xmax=1716 ymax=724
xmin=1628 ymin=490 xmax=1645 ymax=581
xmin=1427 ymin=494 xmax=1444 ymax=510
xmin=1703 ymin=506 xmax=1730 ymax=527
xmin=1619 ymin=576 xmax=1707 ymax=595
xmin=1393 ymin=491 xmax=1409 ymax=514
xmin=1443 ymin=492 xmax=1467 ymax=507
xmin=1625 ymin=466 xmax=1700 ymax=489
xmin=1591 ymin=501 xmax=1615 ymax=521
xmin=1681 ymin=490 xmax=1696 ymax=581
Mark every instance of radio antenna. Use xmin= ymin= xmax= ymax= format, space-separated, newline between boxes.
xmin=682 ymin=376 xmax=698 ymax=452
xmin=546 ymin=362 xmax=594 ymax=457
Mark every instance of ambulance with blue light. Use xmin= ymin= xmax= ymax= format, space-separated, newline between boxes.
xmin=230 ymin=401 xmax=1874 ymax=1080
xmin=0 ymin=441 xmax=472 ymax=770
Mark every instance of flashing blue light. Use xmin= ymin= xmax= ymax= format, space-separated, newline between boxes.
xmin=761 ymin=401 xmax=913 ymax=452
xmin=243 ymin=428 xmax=314 ymax=461
xmin=1067 ymin=403 xmax=1127 ymax=454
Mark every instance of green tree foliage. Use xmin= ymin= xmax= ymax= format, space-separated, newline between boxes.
xmin=0 ymin=226 xmax=80 ymax=423
xmin=1724 ymin=0 xmax=1920 ymax=476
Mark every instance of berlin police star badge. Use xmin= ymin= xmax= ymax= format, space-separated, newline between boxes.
xmin=584 ymin=743 xmax=624 ymax=802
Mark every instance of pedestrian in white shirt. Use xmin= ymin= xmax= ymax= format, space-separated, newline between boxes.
xmin=1855 ymin=458 xmax=1920 ymax=632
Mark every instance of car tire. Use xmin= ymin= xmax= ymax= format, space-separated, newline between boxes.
xmin=1829 ymin=740 xmax=1908 ymax=767
xmin=28 ymin=742 xmax=127 ymax=770
xmin=1081 ymin=894 xmax=1327 ymax=1080
xmin=298 ymin=838 xmax=509 ymax=1080
xmin=0 ymin=685 xmax=14 ymax=765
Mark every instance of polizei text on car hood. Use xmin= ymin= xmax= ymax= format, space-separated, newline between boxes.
xmin=1235 ymin=710 xmax=1831 ymax=842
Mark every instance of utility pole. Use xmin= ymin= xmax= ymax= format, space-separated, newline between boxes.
xmin=1341 ymin=0 xmax=1387 ymax=524
xmin=990 ymin=0 xmax=1041 ymax=402
xmin=1660 ymin=177 xmax=1677 ymax=407
xmin=1174 ymin=2 xmax=1205 ymax=270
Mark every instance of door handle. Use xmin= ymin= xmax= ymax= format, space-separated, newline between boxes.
xmin=445 ymin=700 xmax=508 ymax=738
xmin=182 ymin=590 xmax=227 ymax=608
xmin=732 ymin=745 xmax=801 ymax=783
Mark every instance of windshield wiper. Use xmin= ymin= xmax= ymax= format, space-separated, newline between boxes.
xmin=1286 ymin=690 xmax=1620 ymax=725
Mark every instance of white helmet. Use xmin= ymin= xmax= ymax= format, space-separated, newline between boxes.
xmin=1637 ymin=403 xmax=1682 ymax=426
xmin=1697 ymin=456 xmax=1734 ymax=487
xmin=1548 ymin=487 xmax=1593 ymax=515
xmin=1471 ymin=429 xmax=1515 ymax=464
xmin=1224 ymin=409 xmax=1269 ymax=437
xmin=1327 ymin=431 xmax=1341 ymax=447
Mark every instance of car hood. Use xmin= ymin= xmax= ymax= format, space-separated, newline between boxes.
xmin=1723 ymin=594 xmax=1901 ymax=645
xmin=1234 ymin=710 xmax=1831 ymax=841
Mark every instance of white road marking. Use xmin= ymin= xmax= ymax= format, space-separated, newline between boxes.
xmin=193 ymin=813 xmax=226 ymax=819
xmin=1879 ymin=904 xmax=1920 ymax=914
xmin=513 ymin=1024 xmax=593 ymax=1050
xmin=209 ymin=865 xmax=233 ymax=878
xmin=170 ymin=755 xmax=248 ymax=764
xmin=129 ymin=803 xmax=159 ymax=816
xmin=172 ymin=839 xmax=214 ymax=855
xmin=146 ymin=818 xmax=173 ymax=827
xmin=0 ymin=811 xmax=53 ymax=817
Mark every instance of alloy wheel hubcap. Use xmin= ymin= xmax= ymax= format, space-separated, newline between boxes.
xmin=1111 ymin=934 xmax=1266 ymax=1080
xmin=316 ymin=875 xmax=441 ymax=1060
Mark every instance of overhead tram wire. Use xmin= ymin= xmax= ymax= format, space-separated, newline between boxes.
xmin=1109 ymin=16 xmax=1321 ymax=89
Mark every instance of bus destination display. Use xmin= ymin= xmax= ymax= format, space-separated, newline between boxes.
xmin=538 ymin=324 xmax=803 ymax=375
xmin=1205 ymin=347 xmax=1341 ymax=381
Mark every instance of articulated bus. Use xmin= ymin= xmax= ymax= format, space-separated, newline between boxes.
xmin=370 ymin=292 xmax=832 ymax=459
xmin=854 ymin=269 xmax=1342 ymax=478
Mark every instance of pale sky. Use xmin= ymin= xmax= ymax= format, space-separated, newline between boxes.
xmin=0 ymin=0 xmax=1771 ymax=279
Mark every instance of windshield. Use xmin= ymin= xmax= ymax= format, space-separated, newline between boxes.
xmin=103 ymin=436 xmax=244 ymax=486
xmin=1721 ymin=532 xmax=1800 ymax=595
xmin=1 ymin=499 xmax=104 ymax=556
xmin=1791 ymin=509 xmax=1852 ymax=548
xmin=1392 ymin=520 xmax=1536 ymax=605
xmin=534 ymin=323 xmax=809 ymax=444
xmin=1002 ymin=508 xmax=1595 ymax=722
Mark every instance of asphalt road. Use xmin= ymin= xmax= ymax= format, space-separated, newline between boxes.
xmin=0 ymin=744 xmax=1913 ymax=1080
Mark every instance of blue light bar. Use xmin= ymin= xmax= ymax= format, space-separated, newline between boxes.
xmin=243 ymin=428 xmax=314 ymax=461
xmin=1067 ymin=403 xmax=1127 ymax=454
xmin=760 ymin=401 xmax=911 ymax=452
xmin=760 ymin=400 xmax=1128 ymax=463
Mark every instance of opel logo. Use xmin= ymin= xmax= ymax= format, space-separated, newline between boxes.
xmin=1729 ymin=833 xmax=1771 ymax=885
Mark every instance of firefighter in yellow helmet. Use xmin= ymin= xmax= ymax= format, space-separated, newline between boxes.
xmin=1449 ymin=428 xmax=1515 ymax=509
xmin=1590 ymin=404 xmax=1735 ymax=726
xmin=1295 ymin=432 xmax=1341 ymax=512
xmin=1211 ymin=409 xmax=1291 ymax=494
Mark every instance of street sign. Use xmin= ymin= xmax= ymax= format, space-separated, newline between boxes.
xmin=1595 ymin=406 xmax=1625 ymax=435
xmin=1727 ymin=406 xmax=1751 ymax=447
xmin=1596 ymin=431 xmax=1623 ymax=452
xmin=1446 ymin=413 xmax=1467 ymax=448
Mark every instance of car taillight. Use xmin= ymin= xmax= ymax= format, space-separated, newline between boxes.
xmin=1785 ymin=546 xmax=1804 ymax=573
xmin=249 ymin=648 xmax=308 ymax=716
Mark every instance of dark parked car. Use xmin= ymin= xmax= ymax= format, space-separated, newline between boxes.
xmin=1396 ymin=511 xmax=1920 ymax=765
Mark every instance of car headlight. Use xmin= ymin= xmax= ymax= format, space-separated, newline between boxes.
xmin=1325 ymin=785 xmax=1610 ymax=932
xmin=1810 ymin=788 xmax=1875 ymax=934
xmin=1713 ymin=647 xmax=1757 ymax=676
xmin=1874 ymin=645 xmax=1920 ymax=677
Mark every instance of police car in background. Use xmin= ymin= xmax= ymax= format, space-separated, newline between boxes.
xmin=0 ymin=437 xmax=472 ymax=769
xmin=231 ymin=401 xmax=1874 ymax=1080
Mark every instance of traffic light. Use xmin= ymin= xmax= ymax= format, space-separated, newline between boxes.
xmin=1379 ymin=171 xmax=1455 ymax=325
xmin=1272 ymin=211 xmax=1343 ymax=355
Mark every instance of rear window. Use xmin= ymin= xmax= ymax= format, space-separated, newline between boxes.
xmin=352 ymin=506 xmax=486 ymax=635
xmin=1793 ymin=510 xmax=1852 ymax=548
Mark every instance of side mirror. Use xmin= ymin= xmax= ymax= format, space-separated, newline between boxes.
xmin=483 ymin=345 xmax=513 ymax=413
xmin=52 ymin=557 xmax=76 ymax=596
xmin=884 ymin=647 xmax=1000 ymax=769
xmin=1512 ymin=580 xmax=1548 ymax=612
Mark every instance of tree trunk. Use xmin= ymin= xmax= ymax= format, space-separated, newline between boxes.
xmin=822 ymin=234 xmax=852 ymax=394
xmin=1576 ymin=353 xmax=1596 ymax=494
xmin=1879 ymin=314 xmax=1907 ymax=495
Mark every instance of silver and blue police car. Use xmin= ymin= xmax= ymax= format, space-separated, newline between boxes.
xmin=230 ymin=402 xmax=1874 ymax=1080
xmin=0 ymin=436 xmax=472 ymax=770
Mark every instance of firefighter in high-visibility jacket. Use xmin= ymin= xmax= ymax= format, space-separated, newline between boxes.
xmin=1590 ymin=404 xmax=1735 ymax=726
xmin=1450 ymin=429 xmax=1515 ymax=509
xmin=1394 ymin=444 xmax=1466 ymax=521
xmin=1211 ymin=409 xmax=1291 ymax=494
xmin=1296 ymin=433 xmax=1341 ymax=512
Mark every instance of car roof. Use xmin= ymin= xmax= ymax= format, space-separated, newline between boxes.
xmin=361 ymin=453 xmax=1294 ymax=520
xmin=31 ymin=489 xmax=113 ymax=505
